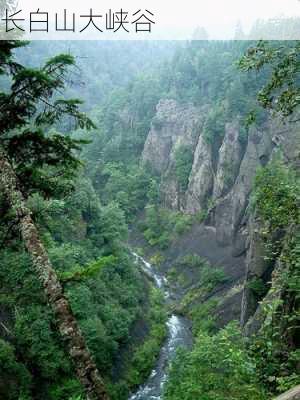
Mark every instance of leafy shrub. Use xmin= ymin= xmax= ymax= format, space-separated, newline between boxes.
xmin=254 ymin=159 xmax=299 ymax=233
xmin=189 ymin=299 xmax=219 ymax=335
xmin=164 ymin=322 xmax=268 ymax=400
xmin=195 ymin=209 xmax=208 ymax=223
xmin=246 ymin=277 xmax=268 ymax=298
xmin=0 ymin=339 xmax=32 ymax=400
xmin=173 ymin=213 xmax=193 ymax=234
xmin=125 ymin=288 xmax=167 ymax=388
xmin=203 ymin=104 xmax=226 ymax=144
xmin=167 ymin=267 xmax=177 ymax=282
xmin=150 ymin=252 xmax=165 ymax=266
xmin=174 ymin=145 xmax=194 ymax=191
xmin=200 ymin=265 xmax=227 ymax=288
xmin=249 ymin=232 xmax=300 ymax=394
xmin=178 ymin=254 xmax=206 ymax=268
xmin=142 ymin=206 xmax=193 ymax=249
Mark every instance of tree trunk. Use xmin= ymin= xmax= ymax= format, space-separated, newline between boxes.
xmin=274 ymin=385 xmax=300 ymax=400
xmin=0 ymin=151 xmax=110 ymax=400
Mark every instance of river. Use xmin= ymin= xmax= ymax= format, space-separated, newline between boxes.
xmin=129 ymin=252 xmax=193 ymax=400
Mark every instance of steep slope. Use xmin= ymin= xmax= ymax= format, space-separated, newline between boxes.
xmin=141 ymin=98 xmax=300 ymax=331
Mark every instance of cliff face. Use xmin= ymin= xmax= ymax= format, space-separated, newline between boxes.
xmin=142 ymin=99 xmax=300 ymax=330
xmin=142 ymin=99 xmax=204 ymax=210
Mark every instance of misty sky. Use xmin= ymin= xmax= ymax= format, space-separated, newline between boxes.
xmin=3 ymin=0 xmax=300 ymax=39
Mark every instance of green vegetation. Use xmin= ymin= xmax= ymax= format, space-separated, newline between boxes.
xmin=125 ymin=288 xmax=167 ymax=390
xmin=164 ymin=322 xmax=268 ymax=400
xmin=189 ymin=299 xmax=219 ymax=335
xmin=239 ymin=41 xmax=300 ymax=117
xmin=0 ymin=36 xmax=299 ymax=400
xmin=169 ymin=255 xmax=227 ymax=334
xmin=0 ymin=41 xmax=167 ymax=400
xmin=174 ymin=145 xmax=194 ymax=191
xmin=170 ymin=254 xmax=227 ymax=290
xmin=149 ymin=252 xmax=165 ymax=267
xmin=179 ymin=264 xmax=227 ymax=310
xmin=0 ymin=173 xmax=168 ymax=399
xmin=142 ymin=206 xmax=193 ymax=249
xmin=100 ymin=288 xmax=167 ymax=400
xmin=0 ymin=179 xmax=151 ymax=399
xmin=247 ymin=159 xmax=300 ymax=394
xmin=249 ymin=232 xmax=300 ymax=393
xmin=195 ymin=208 xmax=208 ymax=223
xmin=165 ymin=45 xmax=300 ymax=399
xmin=0 ymin=339 xmax=32 ymax=400
xmin=245 ymin=277 xmax=268 ymax=299
xmin=166 ymin=159 xmax=300 ymax=400
xmin=203 ymin=103 xmax=226 ymax=144
xmin=0 ymin=248 xmax=84 ymax=400
xmin=90 ymin=162 xmax=153 ymax=222
xmin=177 ymin=254 xmax=209 ymax=269
xmin=254 ymin=158 xmax=299 ymax=238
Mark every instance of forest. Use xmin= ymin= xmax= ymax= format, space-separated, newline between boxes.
xmin=0 ymin=35 xmax=299 ymax=400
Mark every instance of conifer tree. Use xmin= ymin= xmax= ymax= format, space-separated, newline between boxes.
xmin=0 ymin=40 xmax=110 ymax=400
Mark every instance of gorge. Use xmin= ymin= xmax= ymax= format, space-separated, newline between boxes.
xmin=0 ymin=39 xmax=299 ymax=400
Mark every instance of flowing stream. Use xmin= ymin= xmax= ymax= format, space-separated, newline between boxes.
xmin=129 ymin=252 xmax=193 ymax=400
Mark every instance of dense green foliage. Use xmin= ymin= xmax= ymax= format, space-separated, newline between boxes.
xmin=248 ymin=159 xmax=300 ymax=393
xmin=80 ymin=40 xmax=271 ymax=216
xmin=239 ymin=41 xmax=300 ymax=116
xmin=0 ymin=247 xmax=83 ymax=400
xmin=141 ymin=206 xmax=193 ymax=249
xmin=254 ymin=158 xmax=299 ymax=236
xmin=1 ymin=37 xmax=299 ymax=400
xmin=125 ymin=288 xmax=167 ymax=389
xmin=170 ymin=255 xmax=227 ymax=327
xmin=165 ymin=159 xmax=300 ymax=400
xmin=169 ymin=254 xmax=227 ymax=293
xmin=89 ymin=162 xmax=153 ymax=222
xmin=0 ymin=173 xmax=156 ymax=399
xmin=107 ymin=286 xmax=167 ymax=399
xmin=158 ymin=41 xmax=268 ymax=136
xmin=163 ymin=44 xmax=300 ymax=400
xmin=249 ymin=232 xmax=300 ymax=394
xmin=0 ymin=338 xmax=32 ymax=399
xmin=165 ymin=322 xmax=267 ymax=400
xmin=0 ymin=41 xmax=168 ymax=400
xmin=174 ymin=145 xmax=194 ymax=191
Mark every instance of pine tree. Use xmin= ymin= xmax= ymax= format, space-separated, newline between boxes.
xmin=239 ymin=41 xmax=300 ymax=117
xmin=0 ymin=40 xmax=110 ymax=400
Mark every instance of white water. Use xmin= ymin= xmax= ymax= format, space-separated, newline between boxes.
xmin=129 ymin=253 xmax=192 ymax=400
